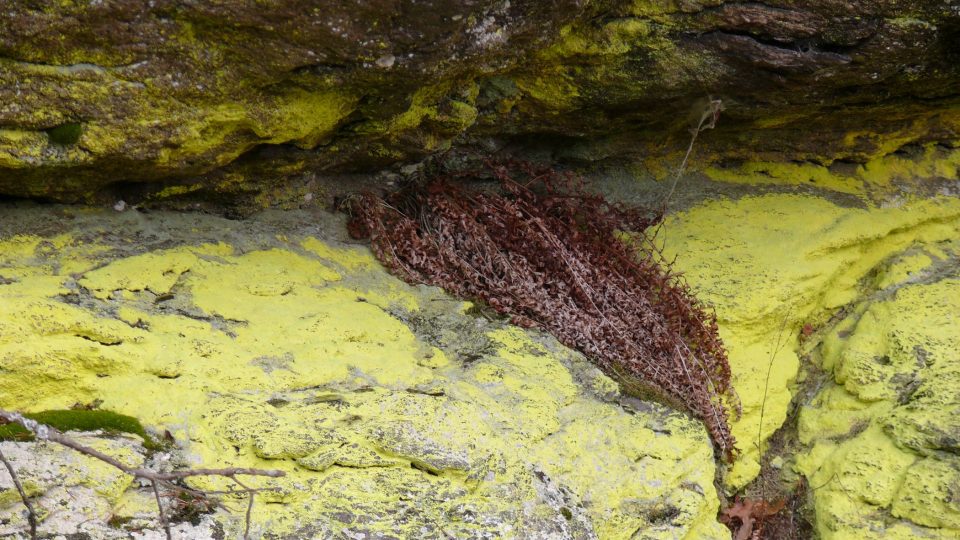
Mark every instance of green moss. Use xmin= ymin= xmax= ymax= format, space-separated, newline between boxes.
xmin=0 ymin=410 xmax=160 ymax=450
xmin=46 ymin=122 xmax=83 ymax=145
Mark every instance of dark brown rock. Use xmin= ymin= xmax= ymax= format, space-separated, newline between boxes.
xmin=0 ymin=0 xmax=958 ymax=204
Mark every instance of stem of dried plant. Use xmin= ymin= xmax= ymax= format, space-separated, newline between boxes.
xmin=662 ymin=97 xmax=724 ymax=208
xmin=151 ymin=479 xmax=171 ymax=539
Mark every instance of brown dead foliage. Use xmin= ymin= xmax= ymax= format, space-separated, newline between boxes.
xmin=348 ymin=160 xmax=739 ymax=460
xmin=721 ymin=496 xmax=787 ymax=540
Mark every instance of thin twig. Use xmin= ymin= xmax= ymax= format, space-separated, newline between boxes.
xmin=0 ymin=446 xmax=37 ymax=540
xmin=758 ymin=313 xmax=791 ymax=504
xmin=197 ymin=486 xmax=281 ymax=496
xmin=28 ymin=425 xmax=283 ymax=481
xmin=231 ymin=476 xmax=255 ymax=540
xmin=0 ymin=409 xmax=285 ymax=538
xmin=151 ymin=479 xmax=172 ymax=540
xmin=663 ymin=125 xmax=702 ymax=206
xmin=662 ymin=97 xmax=723 ymax=207
xmin=652 ymin=97 xmax=723 ymax=243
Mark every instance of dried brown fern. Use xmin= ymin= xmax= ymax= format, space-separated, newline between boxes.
xmin=349 ymin=160 xmax=740 ymax=460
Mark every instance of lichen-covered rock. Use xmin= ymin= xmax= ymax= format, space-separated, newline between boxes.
xmin=659 ymin=192 xmax=960 ymax=489
xmin=795 ymin=261 xmax=960 ymax=539
xmin=0 ymin=433 xmax=152 ymax=538
xmin=1 ymin=1 xmax=959 ymax=205
xmin=0 ymin=0 xmax=577 ymax=202
xmin=0 ymin=207 xmax=726 ymax=539
xmin=647 ymin=178 xmax=960 ymax=538
xmin=2 ymin=162 xmax=959 ymax=538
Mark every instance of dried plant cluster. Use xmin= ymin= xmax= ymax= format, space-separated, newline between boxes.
xmin=349 ymin=160 xmax=740 ymax=460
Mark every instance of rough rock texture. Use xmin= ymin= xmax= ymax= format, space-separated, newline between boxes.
xmin=658 ymin=191 xmax=960 ymax=489
xmin=2 ymin=169 xmax=960 ymax=538
xmin=1 ymin=1 xmax=960 ymax=204
xmin=0 ymin=434 xmax=225 ymax=539
xmin=653 ymin=185 xmax=960 ymax=538
xmin=795 ymin=246 xmax=960 ymax=539
xmin=0 ymin=207 xmax=726 ymax=539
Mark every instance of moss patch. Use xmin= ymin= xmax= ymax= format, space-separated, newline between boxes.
xmin=0 ymin=410 xmax=156 ymax=449
xmin=45 ymin=122 xmax=83 ymax=145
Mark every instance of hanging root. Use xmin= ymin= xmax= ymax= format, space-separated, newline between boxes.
xmin=349 ymin=159 xmax=739 ymax=461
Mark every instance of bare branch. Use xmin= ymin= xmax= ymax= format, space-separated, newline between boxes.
xmin=231 ymin=476 xmax=255 ymax=540
xmin=151 ymin=480 xmax=172 ymax=540
xmin=0 ymin=413 xmax=282 ymax=480
xmin=0 ymin=408 xmax=286 ymax=538
xmin=0 ymin=446 xmax=37 ymax=540
xmin=661 ymin=97 xmax=724 ymax=209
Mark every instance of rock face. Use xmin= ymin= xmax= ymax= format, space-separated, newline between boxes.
xmin=796 ymin=257 xmax=960 ymax=538
xmin=2 ymin=1 xmax=959 ymax=203
xmin=2 ymin=5 xmax=960 ymax=535
xmin=660 ymin=190 xmax=960 ymax=539
xmin=2 ymin=179 xmax=960 ymax=537
xmin=0 ymin=207 xmax=726 ymax=539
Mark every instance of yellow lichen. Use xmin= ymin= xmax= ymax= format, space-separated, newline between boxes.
xmin=514 ymin=72 xmax=581 ymax=110
xmin=369 ymin=82 xmax=480 ymax=148
xmin=627 ymin=0 xmax=681 ymax=20
xmin=705 ymin=142 xmax=960 ymax=200
xmin=872 ymin=250 xmax=934 ymax=290
xmin=658 ymin=194 xmax=960 ymax=488
xmin=151 ymin=184 xmax=204 ymax=199
xmin=257 ymin=89 xmax=358 ymax=149
xmin=705 ymin=161 xmax=866 ymax=195
xmin=0 ymin=130 xmax=48 ymax=169
xmin=795 ymin=277 xmax=960 ymax=539
xmin=0 ymin=220 xmax=725 ymax=539
xmin=511 ymin=8 xmax=718 ymax=117
xmin=79 ymin=244 xmax=231 ymax=299
xmin=300 ymin=236 xmax=378 ymax=272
